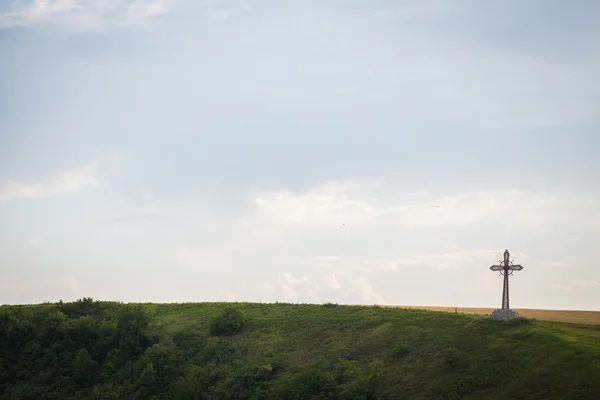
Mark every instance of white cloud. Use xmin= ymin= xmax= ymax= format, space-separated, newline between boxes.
xmin=221 ymin=290 xmax=237 ymax=302
xmin=323 ymin=274 xmax=341 ymax=290
xmin=281 ymin=272 xmax=307 ymax=286
xmin=277 ymin=273 xmax=310 ymax=302
xmin=29 ymin=239 xmax=41 ymax=245
xmin=0 ymin=273 xmax=85 ymax=304
xmin=0 ymin=276 xmax=16 ymax=293
xmin=161 ymin=178 xmax=600 ymax=307
xmin=242 ymin=182 xmax=591 ymax=237
xmin=0 ymin=0 xmax=167 ymax=31
xmin=309 ymin=256 xmax=344 ymax=270
xmin=253 ymin=181 xmax=377 ymax=229
xmin=352 ymin=278 xmax=384 ymax=305
xmin=198 ymin=1 xmax=249 ymax=22
xmin=557 ymin=279 xmax=599 ymax=292
xmin=538 ymin=261 xmax=576 ymax=270
xmin=173 ymin=180 xmax=597 ymax=284
xmin=69 ymin=276 xmax=80 ymax=298
xmin=125 ymin=0 xmax=165 ymax=25
xmin=282 ymin=284 xmax=297 ymax=302
xmin=573 ymin=280 xmax=598 ymax=288
xmin=408 ymin=189 xmax=429 ymax=199
xmin=314 ymin=256 xmax=343 ymax=261
xmin=362 ymin=250 xmax=529 ymax=272
xmin=225 ymin=272 xmax=383 ymax=305
xmin=0 ymin=162 xmax=99 ymax=202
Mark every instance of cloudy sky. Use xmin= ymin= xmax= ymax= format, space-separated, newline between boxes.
xmin=1 ymin=0 xmax=599 ymax=310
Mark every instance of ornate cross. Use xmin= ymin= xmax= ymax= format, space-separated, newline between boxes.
xmin=490 ymin=249 xmax=523 ymax=309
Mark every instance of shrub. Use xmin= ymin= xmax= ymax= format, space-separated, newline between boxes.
xmin=392 ymin=343 xmax=410 ymax=359
xmin=289 ymin=363 xmax=338 ymax=399
xmin=173 ymin=365 xmax=211 ymax=400
xmin=59 ymin=297 xmax=102 ymax=318
xmin=368 ymin=359 xmax=385 ymax=398
xmin=209 ymin=307 xmax=246 ymax=336
xmin=443 ymin=346 xmax=460 ymax=367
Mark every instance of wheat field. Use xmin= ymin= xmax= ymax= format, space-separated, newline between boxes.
xmin=377 ymin=305 xmax=600 ymax=325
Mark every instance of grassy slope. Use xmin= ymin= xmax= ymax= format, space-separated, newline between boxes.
xmin=145 ymin=302 xmax=600 ymax=400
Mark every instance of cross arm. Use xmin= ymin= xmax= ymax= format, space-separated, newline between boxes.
xmin=508 ymin=264 xmax=523 ymax=271
xmin=490 ymin=265 xmax=503 ymax=271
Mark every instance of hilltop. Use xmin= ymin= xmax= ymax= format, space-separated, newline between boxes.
xmin=1 ymin=299 xmax=599 ymax=399
xmin=380 ymin=305 xmax=600 ymax=325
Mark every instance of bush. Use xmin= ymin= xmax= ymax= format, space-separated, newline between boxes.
xmin=59 ymin=297 xmax=102 ymax=318
xmin=174 ymin=365 xmax=211 ymax=400
xmin=368 ymin=359 xmax=385 ymax=398
xmin=0 ymin=300 xmax=155 ymax=399
xmin=289 ymin=363 xmax=338 ymax=399
xmin=443 ymin=346 xmax=460 ymax=367
xmin=392 ymin=343 xmax=410 ymax=359
xmin=209 ymin=307 xmax=246 ymax=336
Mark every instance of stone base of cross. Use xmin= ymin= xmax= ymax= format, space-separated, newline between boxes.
xmin=489 ymin=308 xmax=524 ymax=321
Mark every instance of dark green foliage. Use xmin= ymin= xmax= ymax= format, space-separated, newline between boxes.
xmin=59 ymin=297 xmax=103 ymax=318
xmin=271 ymin=358 xmax=384 ymax=399
xmin=1 ymin=300 xmax=600 ymax=400
xmin=0 ymin=299 xmax=155 ymax=400
xmin=391 ymin=343 xmax=411 ymax=359
xmin=173 ymin=365 xmax=212 ymax=399
xmin=209 ymin=306 xmax=246 ymax=336
xmin=443 ymin=346 xmax=460 ymax=367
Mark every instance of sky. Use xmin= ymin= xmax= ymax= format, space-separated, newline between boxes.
xmin=1 ymin=0 xmax=599 ymax=310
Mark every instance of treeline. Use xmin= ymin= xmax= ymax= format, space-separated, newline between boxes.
xmin=1 ymin=298 xmax=155 ymax=399
xmin=0 ymin=299 xmax=383 ymax=399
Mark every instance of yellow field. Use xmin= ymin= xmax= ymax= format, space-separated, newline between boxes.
xmin=381 ymin=305 xmax=600 ymax=325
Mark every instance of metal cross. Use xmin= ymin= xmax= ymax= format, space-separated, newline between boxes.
xmin=490 ymin=249 xmax=523 ymax=309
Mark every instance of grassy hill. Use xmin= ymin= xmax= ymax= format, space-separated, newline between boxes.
xmin=1 ymin=299 xmax=600 ymax=399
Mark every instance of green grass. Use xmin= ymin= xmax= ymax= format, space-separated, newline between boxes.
xmin=140 ymin=302 xmax=600 ymax=399
xmin=2 ymin=300 xmax=600 ymax=399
